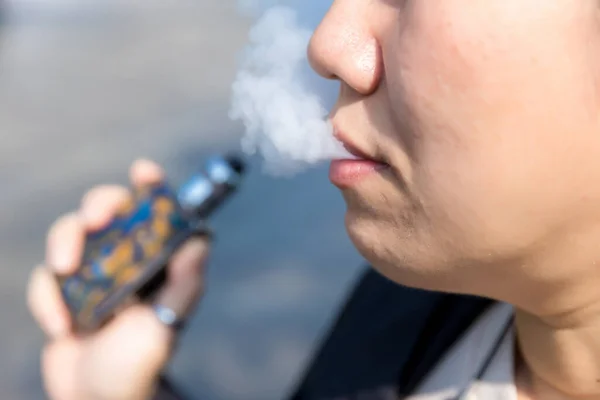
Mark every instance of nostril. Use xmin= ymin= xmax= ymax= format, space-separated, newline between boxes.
xmin=307 ymin=34 xmax=338 ymax=80
xmin=352 ymin=36 xmax=382 ymax=95
xmin=308 ymin=25 xmax=382 ymax=95
xmin=307 ymin=2 xmax=383 ymax=95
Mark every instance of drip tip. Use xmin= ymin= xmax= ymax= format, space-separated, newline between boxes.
xmin=224 ymin=153 xmax=246 ymax=175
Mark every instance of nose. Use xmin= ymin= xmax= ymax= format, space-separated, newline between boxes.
xmin=307 ymin=2 xmax=382 ymax=96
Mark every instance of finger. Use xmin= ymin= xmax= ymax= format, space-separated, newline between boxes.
xmin=42 ymin=339 xmax=82 ymax=400
xmin=79 ymin=185 xmax=131 ymax=231
xmin=86 ymin=304 xmax=173 ymax=400
xmin=46 ymin=213 xmax=85 ymax=275
xmin=27 ymin=266 xmax=71 ymax=338
xmin=81 ymin=158 xmax=164 ymax=231
xmin=154 ymin=237 xmax=210 ymax=319
xmin=129 ymin=159 xmax=164 ymax=189
xmin=70 ymin=239 xmax=210 ymax=398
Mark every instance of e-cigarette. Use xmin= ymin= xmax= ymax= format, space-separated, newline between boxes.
xmin=57 ymin=154 xmax=246 ymax=332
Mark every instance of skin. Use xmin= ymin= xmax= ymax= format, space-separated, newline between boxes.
xmin=27 ymin=161 xmax=209 ymax=400
xmin=25 ymin=0 xmax=600 ymax=399
xmin=310 ymin=0 xmax=600 ymax=398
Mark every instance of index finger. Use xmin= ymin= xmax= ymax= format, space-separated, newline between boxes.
xmin=46 ymin=159 xmax=165 ymax=276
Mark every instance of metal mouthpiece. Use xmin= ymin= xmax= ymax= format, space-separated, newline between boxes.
xmin=176 ymin=153 xmax=246 ymax=218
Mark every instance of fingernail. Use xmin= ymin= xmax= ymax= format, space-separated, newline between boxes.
xmin=49 ymin=245 xmax=73 ymax=274
xmin=189 ymin=237 xmax=210 ymax=255
xmin=179 ymin=239 xmax=209 ymax=264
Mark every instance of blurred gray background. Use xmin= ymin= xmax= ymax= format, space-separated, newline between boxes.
xmin=0 ymin=0 xmax=365 ymax=399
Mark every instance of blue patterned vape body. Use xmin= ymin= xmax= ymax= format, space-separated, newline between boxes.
xmin=57 ymin=155 xmax=245 ymax=332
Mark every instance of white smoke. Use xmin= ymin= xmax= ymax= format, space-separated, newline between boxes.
xmin=229 ymin=1 xmax=353 ymax=176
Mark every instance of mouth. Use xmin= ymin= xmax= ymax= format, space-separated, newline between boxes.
xmin=333 ymin=128 xmax=377 ymax=161
xmin=330 ymin=127 xmax=390 ymax=188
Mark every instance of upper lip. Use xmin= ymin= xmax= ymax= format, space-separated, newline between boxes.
xmin=333 ymin=126 xmax=378 ymax=161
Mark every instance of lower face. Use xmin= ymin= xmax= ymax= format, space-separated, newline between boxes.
xmin=327 ymin=1 xmax=600 ymax=295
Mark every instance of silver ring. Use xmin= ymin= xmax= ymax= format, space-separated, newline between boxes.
xmin=152 ymin=304 xmax=185 ymax=331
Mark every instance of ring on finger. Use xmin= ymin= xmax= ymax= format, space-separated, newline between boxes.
xmin=152 ymin=304 xmax=186 ymax=332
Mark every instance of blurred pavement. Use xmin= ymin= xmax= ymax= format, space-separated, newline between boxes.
xmin=0 ymin=1 xmax=364 ymax=399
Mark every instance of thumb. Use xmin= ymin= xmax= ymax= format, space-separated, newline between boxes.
xmin=82 ymin=305 xmax=174 ymax=400
xmin=77 ymin=237 xmax=210 ymax=400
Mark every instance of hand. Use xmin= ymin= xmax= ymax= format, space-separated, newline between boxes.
xmin=27 ymin=160 xmax=210 ymax=400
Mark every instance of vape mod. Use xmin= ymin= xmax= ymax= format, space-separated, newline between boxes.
xmin=57 ymin=154 xmax=246 ymax=332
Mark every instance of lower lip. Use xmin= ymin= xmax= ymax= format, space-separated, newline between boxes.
xmin=329 ymin=159 xmax=389 ymax=187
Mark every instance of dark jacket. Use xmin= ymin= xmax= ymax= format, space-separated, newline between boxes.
xmin=288 ymin=268 xmax=494 ymax=399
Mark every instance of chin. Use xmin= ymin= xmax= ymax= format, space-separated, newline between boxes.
xmin=344 ymin=210 xmax=466 ymax=294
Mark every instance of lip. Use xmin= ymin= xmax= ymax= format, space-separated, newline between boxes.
xmin=329 ymin=159 xmax=389 ymax=188
xmin=330 ymin=126 xmax=389 ymax=187
xmin=333 ymin=128 xmax=374 ymax=160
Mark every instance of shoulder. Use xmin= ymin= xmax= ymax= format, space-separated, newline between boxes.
xmin=289 ymin=267 xmax=495 ymax=400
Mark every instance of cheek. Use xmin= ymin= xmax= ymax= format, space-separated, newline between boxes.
xmin=383 ymin=2 xmax=600 ymax=248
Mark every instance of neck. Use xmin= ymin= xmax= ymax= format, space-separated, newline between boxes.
xmin=508 ymin=222 xmax=600 ymax=399
xmin=514 ymin=300 xmax=600 ymax=400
